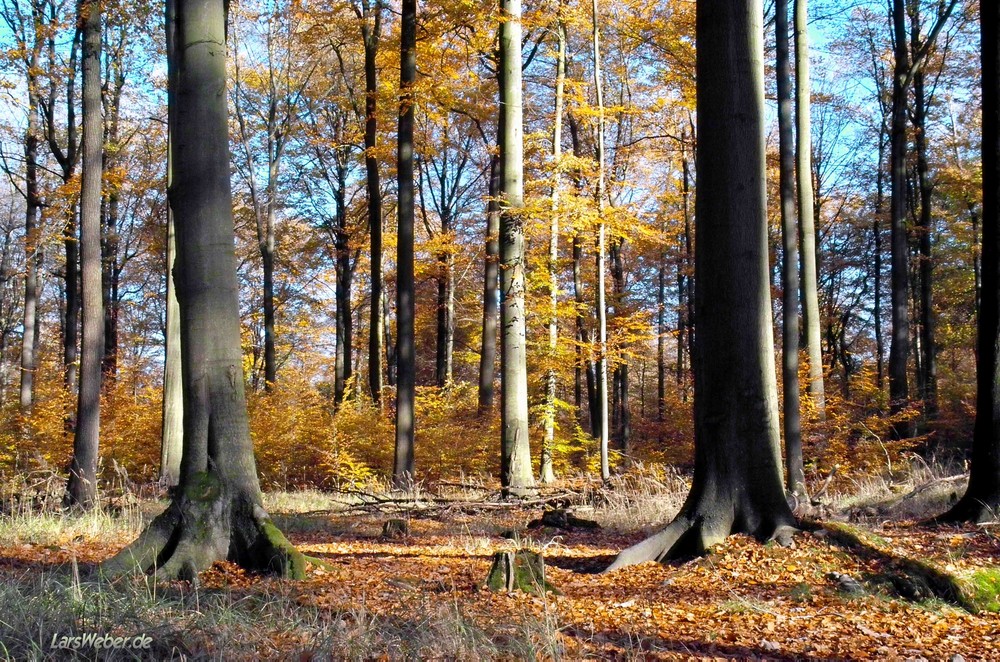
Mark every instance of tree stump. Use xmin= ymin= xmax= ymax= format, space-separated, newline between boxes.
xmin=486 ymin=549 xmax=557 ymax=595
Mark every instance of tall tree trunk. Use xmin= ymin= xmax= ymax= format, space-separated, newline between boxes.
xmin=160 ymin=0 xmax=183 ymax=487
xmin=911 ymin=12 xmax=937 ymax=420
xmin=941 ymin=0 xmax=999 ymax=523
xmin=19 ymin=15 xmax=42 ymax=411
xmin=435 ymin=211 xmax=452 ymax=387
xmin=794 ymin=0 xmax=825 ymax=420
xmin=393 ymin=0 xmax=416 ymax=488
xmin=777 ymin=0 xmax=805 ymax=497
xmin=874 ymin=123 xmax=887 ymax=391
xmin=66 ymin=0 xmax=103 ymax=509
xmin=498 ymin=0 xmax=534 ymax=496
xmin=477 ymin=154 xmax=500 ymax=412
xmin=333 ymin=164 xmax=353 ymax=407
xmin=608 ymin=0 xmax=794 ymax=570
xmin=888 ymin=0 xmax=913 ymax=437
xmin=541 ymin=10 xmax=566 ymax=485
xmin=360 ymin=0 xmax=384 ymax=405
xmin=101 ymin=57 xmax=125 ymax=384
xmin=104 ymin=0 xmax=302 ymax=578
xmin=681 ymin=136 xmax=694 ymax=400
xmin=592 ymin=0 xmax=611 ymax=481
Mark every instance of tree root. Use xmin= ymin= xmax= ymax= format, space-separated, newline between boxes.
xmin=604 ymin=512 xmax=799 ymax=572
xmin=101 ymin=473 xmax=305 ymax=581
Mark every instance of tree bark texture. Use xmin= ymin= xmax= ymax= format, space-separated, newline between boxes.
xmin=498 ymin=0 xmax=535 ymax=495
xmin=777 ymin=0 xmax=805 ymax=496
xmin=393 ymin=0 xmax=416 ymax=488
xmin=607 ymin=0 xmax=795 ymax=570
xmin=104 ymin=0 xmax=301 ymax=579
xmin=66 ymin=0 xmax=104 ymax=510
xmin=794 ymin=0 xmax=825 ymax=420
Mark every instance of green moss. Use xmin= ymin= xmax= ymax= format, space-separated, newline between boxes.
xmin=185 ymin=472 xmax=222 ymax=502
xmin=259 ymin=519 xmax=306 ymax=580
xmin=486 ymin=550 xmax=558 ymax=596
xmin=963 ymin=568 xmax=1000 ymax=613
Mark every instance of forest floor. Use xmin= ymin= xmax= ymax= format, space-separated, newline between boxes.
xmin=1 ymin=467 xmax=999 ymax=660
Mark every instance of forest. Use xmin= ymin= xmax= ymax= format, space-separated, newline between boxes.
xmin=0 ymin=0 xmax=998 ymax=658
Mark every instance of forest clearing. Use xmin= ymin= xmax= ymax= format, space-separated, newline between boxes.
xmin=1 ymin=466 xmax=999 ymax=659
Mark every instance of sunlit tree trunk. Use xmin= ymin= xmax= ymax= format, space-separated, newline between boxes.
xmin=541 ymin=8 xmax=566 ymax=485
xmin=608 ymin=0 xmax=795 ymax=570
xmin=777 ymin=0 xmax=805 ymax=497
xmin=592 ymin=0 xmax=610 ymax=481
xmin=160 ymin=0 xmax=182 ymax=487
xmin=498 ymin=0 xmax=534 ymax=496
xmin=65 ymin=0 xmax=104 ymax=509
xmin=18 ymin=1 xmax=43 ymax=411
xmin=104 ymin=0 xmax=302 ymax=579
xmin=393 ymin=0 xmax=416 ymax=488
xmin=794 ymin=0 xmax=825 ymax=421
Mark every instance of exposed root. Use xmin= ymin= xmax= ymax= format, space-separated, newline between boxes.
xmin=605 ymin=510 xmax=799 ymax=572
xmin=100 ymin=472 xmax=304 ymax=581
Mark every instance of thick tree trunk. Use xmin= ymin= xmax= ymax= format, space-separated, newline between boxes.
xmin=477 ymin=154 xmax=500 ymax=412
xmin=941 ymin=0 xmax=1000 ymax=523
xmin=498 ymin=0 xmax=535 ymax=496
xmin=794 ymin=0 xmax=825 ymax=421
xmin=607 ymin=0 xmax=795 ymax=570
xmin=361 ymin=0 xmax=384 ymax=405
xmin=540 ymin=12 xmax=566 ymax=486
xmin=874 ymin=127 xmax=887 ymax=391
xmin=592 ymin=0 xmax=610 ymax=481
xmin=393 ymin=0 xmax=416 ymax=488
xmin=104 ymin=0 xmax=301 ymax=579
xmin=66 ymin=0 xmax=104 ymax=510
xmin=777 ymin=0 xmax=805 ymax=497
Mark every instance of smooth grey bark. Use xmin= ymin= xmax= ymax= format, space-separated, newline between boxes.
xmin=17 ymin=0 xmax=43 ymax=411
xmin=793 ymin=0 xmax=825 ymax=421
xmin=498 ymin=0 xmax=534 ymax=496
xmin=941 ymin=0 xmax=999 ymax=523
xmin=159 ymin=0 xmax=182 ymax=487
xmin=477 ymin=153 xmax=500 ymax=413
xmin=160 ymin=210 xmax=183 ymax=487
xmin=541 ymin=10 xmax=566 ymax=486
xmin=65 ymin=0 xmax=103 ymax=510
xmin=592 ymin=0 xmax=610 ymax=481
xmin=607 ymin=0 xmax=795 ymax=571
xmin=357 ymin=0 xmax=384 ymax=405
xmin=104 ymin=0 xmax=302 ymax=580
xmin=100 ymin=24 xmax=127 ymax=384
xmin=777 ymin=0 xmax=805 ymax=496
xmin=393 ymin=0 xmax=416 ymax=488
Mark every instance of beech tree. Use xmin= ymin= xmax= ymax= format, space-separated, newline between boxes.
xmin=393 ymin=0 xmax=416 ymax=488
xmin=65 ymin=0 xmax=103 ymax=509
xmin=607 ymin=0 xmax=795 ymax=569
xmin=498 ymin=0 xmax=534 ymax=495
xmin=941 ymin=0 xmax=999 ymax=523
xmin=777 ymin=0 xmax=805 ymax=497
xmin=104 ymin=0 xmax=302 ymax=579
